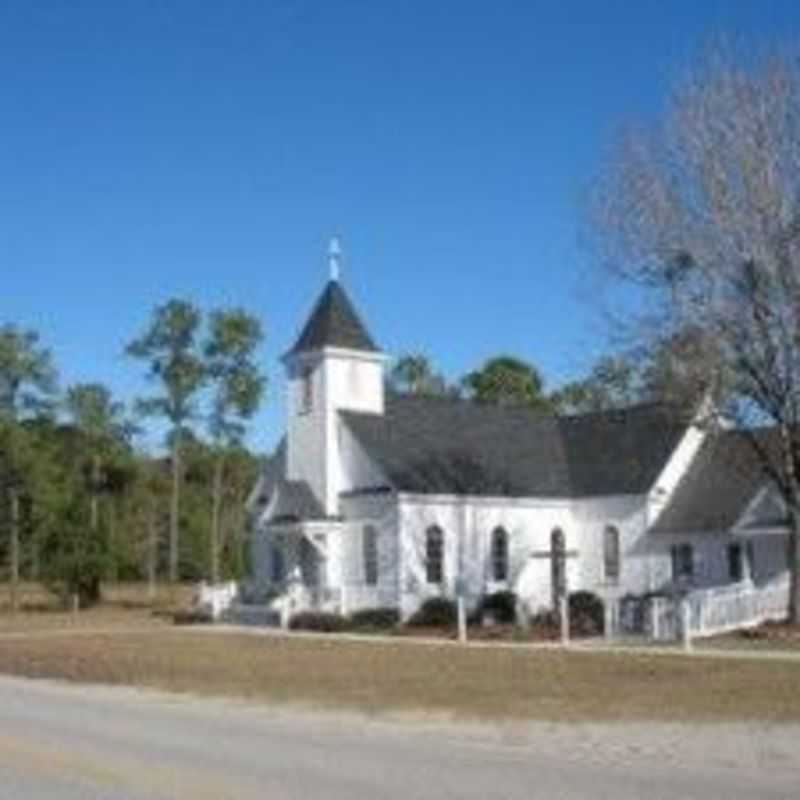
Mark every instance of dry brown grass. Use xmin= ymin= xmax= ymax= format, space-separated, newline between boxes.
xmin=705 ymin=621 xmax=800 ymax=652
xmin=0 ymin=628 xmax=798 ymax=723
xmin=0 ymin=582 xmax=193 ymax=633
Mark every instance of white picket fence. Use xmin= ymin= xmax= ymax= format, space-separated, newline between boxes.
xmin=194 ymin=580 xmax=344 ymax=627
xmin=690 ymin=578 xmax=789 ymax=637
xmin=644 ymin=579 xmax=789 ymax=641
xmin=195 ymin=581 xmax=239 ymax=620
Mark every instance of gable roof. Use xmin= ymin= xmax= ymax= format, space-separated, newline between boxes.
xmin=271 ymin=480 xmax=327 ymax=523
xmin=651 ymin=429 xmax=781 ymax=533
xmin=289 ymin=280 xmax=379 ymax=355
xmin=253 ymin=439 xmax=327 ymax=523
xmin=341 ymin=394 xmax=688 ymax=498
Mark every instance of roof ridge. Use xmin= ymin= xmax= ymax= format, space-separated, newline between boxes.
xmin=382 ymin=392 xmax=679 ymax=424
xmin=556 ymin=400 xmax=678 ymax=422
xmin=383 ymin=390 xmax=557 ymax=420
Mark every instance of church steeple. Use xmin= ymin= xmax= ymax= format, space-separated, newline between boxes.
xmin=288 ymin=262 xmax=379 ymax=356
xmin=283 ymin=240 xmax=387 ymax=515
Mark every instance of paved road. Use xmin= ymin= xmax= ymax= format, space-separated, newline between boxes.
xmin=0 ymin=676 xmax=798 ymax=799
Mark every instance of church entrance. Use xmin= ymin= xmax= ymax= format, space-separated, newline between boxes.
xmin=298 ymin=534 xmax=328 ymax=608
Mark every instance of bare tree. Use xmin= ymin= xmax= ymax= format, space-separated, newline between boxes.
xmin=589 ymin=42 xmax=800 ymax=621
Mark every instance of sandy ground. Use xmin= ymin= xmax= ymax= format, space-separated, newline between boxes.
xmin=0 ymin=675 xmax=798 ymax=799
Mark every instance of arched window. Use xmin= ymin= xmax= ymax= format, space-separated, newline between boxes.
xmin=363 ymin=525 xmax=379 ymax=586
xmin=491 ymin=527 xmax=509 ymax=582
xmin=425 ymin=526 xmax=444 ymax=584
xmin=603 ymin=526 xmax=621 ymax=583
xmin=551 ymin=528 xmax=566 ymax=607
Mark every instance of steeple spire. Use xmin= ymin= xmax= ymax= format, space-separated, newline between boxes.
xmin=328 ymin=235 xmax=342 ymax=282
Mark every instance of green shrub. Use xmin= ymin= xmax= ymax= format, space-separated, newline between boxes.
xmin=568 ymin=591 xmax=605 ymax=636
xmin=407 ymin=597 xmax=457 ymax=627
xmin=477 ymin=591 xmax=517 ymax=624
xmin=349 ymin=607 xmax=401 ymax=630
xmin=529 ymin=609 xmax=559 ymax=629
xmin=288 ymin=611 xmax=351 ymax=633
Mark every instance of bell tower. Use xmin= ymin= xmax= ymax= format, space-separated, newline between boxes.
xmin=283 ymin=239 xmax=387 ymax=514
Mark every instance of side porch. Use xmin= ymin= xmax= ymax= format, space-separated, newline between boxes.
xmin=611 ymin=525 xmax=792 ymax=641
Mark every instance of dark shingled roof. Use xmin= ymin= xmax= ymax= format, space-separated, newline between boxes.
xmin=255 ymin=439 xmax=327 ymax=522
xmin=341 ymin=394 xmax=688 ymax=498
xmin=651 ymin=429 xmax=780 ymax=533
xmin=289 ymin=280 xmax=379 ymax=355
xmin=271 ymin=480 xmax=326 ymax=522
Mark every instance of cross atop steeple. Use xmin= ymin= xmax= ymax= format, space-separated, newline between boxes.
xmin=328 ymin=235 xmax=342 ymax=282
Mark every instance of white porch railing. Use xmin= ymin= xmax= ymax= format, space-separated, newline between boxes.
xmin=195 ymin=581 xmax=239 ymax=620
xmin=688 ymin=578 xmax=789 ymax=638
xmin=638 ymin=579 xmax=789 ymax=641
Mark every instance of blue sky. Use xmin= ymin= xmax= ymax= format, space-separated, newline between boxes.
xmin=2 ymin=1 xmax=799 ymax=453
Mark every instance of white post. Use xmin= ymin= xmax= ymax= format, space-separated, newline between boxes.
xmin=516 ymin=597 xmax=530 ymax=632
xmin=697 ymin=595 xmax=706 ymax=636
xmin=680 ymin=595 xmax=693 ymax=653
xmin=457 ymin=595 xmax=467 ymax=643
xmin=457 ymin=499 xmax=469 ymax=644
xmin=340 ymin=582 xmax=349 ymax=617
xmin=559 ymin=594 xmax=569 ymax=646
xmin=280 ymin=597 xmax=291 ymax=630
xmin=603 ymin=596 xmax=614 ymax=641
xmin=650 ymin=597 xmax=660 ymax=641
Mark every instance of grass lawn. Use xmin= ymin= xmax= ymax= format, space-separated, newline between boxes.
xmin=0 ymin=624 xmax=798 ymax=723
xmin=0 ymin=582 xmax=192 ymax=633
xmin=702 ymin=621 xmax=800 ymax=653
xmin=1 ymin=582 xmax=798 ymax=723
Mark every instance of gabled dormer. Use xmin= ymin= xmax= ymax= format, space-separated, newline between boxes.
xmin=283 ymin=239 xmax=388 ymax=515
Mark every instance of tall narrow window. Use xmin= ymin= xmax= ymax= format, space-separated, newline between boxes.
xmin=671 ymin=543 xmax=694 ymax=582
xmin=363 ymin=525 xmax=379 ymax=586
xmin=271 ymin=543 xmax=284 ymax=583
xmin=603 ymin=526 xmax=621 ymax=583
xmin=300 ymin=365 xmax=313 ymax=413
xmin=746 ymin=540 xmax=756 ymax=580
xmin=425 ymin=526 xmax=444 ymax=584
xmin=491 ymin=527 xmax=509 ymax=581
xmin=728 ymin=543 xmax=743 ymax=582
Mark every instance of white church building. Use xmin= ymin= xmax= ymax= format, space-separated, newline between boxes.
xmin=246 ymin=246 xmax=791 ymax=635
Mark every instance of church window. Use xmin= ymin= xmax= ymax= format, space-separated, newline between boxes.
xmin=425 ymin=526 xmax=444 ymax=584
xmin=603 ymin=526 xmax=621 ymax=583
xmin=671 ymin=543 xmax=694 ymax=583
xmin=300 ymin=365 xmax=313 ymax=413
xmin=271 ymin=543 xmax=284 ymax=583
xmin=746 ymin=540 xmax=756 ymax=579
xmin=728 ymin=543 xmax=743 ymax=582
xmin=491 ymin=527 xmax=509 ymax=582
xmin=363 ymin=525 xmax=379 ymax=586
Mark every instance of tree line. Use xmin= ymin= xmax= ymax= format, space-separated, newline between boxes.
xmin=389 ymin=331 xmax=704 ymax=414
xmin=0 ymin=300 xmax=265 ymax=607
xmin=0 ymin=296 xmax=696 ymax=611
